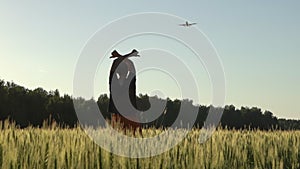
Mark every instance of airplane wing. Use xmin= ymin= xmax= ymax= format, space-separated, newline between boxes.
xmin=179 ymin=22 xmax=196 ymax=27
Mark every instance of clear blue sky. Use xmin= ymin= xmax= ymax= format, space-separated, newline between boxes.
xmin=0 ymin=1 xmax=299 ymax=119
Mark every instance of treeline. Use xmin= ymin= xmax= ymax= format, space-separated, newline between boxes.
xmin=0 ymin=79 xmax=299 ymax=130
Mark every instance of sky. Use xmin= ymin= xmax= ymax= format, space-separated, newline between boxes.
xmin=0 ymin=1 xmax=299 ymax=119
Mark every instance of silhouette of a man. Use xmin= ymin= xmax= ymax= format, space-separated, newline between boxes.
xmin=108 ymin=49 xmax=139 ymax=129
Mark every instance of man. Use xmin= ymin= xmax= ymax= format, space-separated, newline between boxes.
xmin=108 ymin=49 xmax=140 ymax=132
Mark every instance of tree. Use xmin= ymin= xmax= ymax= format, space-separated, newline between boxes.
xmin=0 ymin=79 xmax=299 ymax=130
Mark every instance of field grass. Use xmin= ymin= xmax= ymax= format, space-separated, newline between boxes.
xmin=0 ymin=123 xmax=299 ymax=169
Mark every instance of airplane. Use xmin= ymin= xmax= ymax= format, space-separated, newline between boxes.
xmin=110 ymin=49 xmax=140 ymax=58
xmin=179 ymin=21 xmax=197 ymax=27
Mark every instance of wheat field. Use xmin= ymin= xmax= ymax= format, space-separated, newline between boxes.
xmin=0 ymin=123 xmax=299 ymax=169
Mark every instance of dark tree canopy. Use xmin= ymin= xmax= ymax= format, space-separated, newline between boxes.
xmin=0 ymin=79 xmax=299 ymax=130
